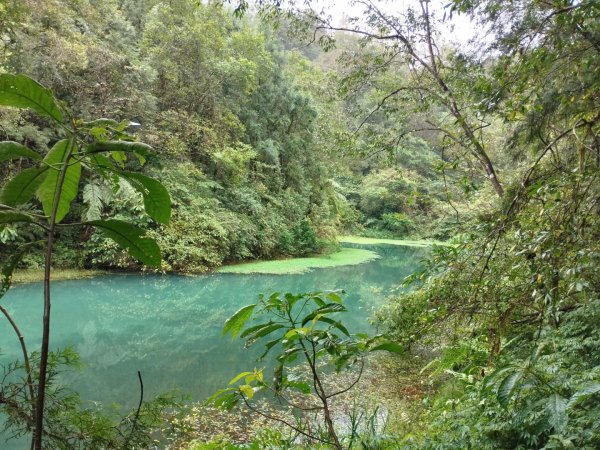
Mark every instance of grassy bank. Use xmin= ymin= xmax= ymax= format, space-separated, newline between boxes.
xmin=12 ymin=269 xmax=107 ymax=284
xmin=216 ymin=248 xmax=379 ymax=274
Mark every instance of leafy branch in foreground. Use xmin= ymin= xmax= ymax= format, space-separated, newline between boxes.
xmin=0 ymin=73 xmax=171 ymax=449
xmin=208 ymin=291 xmax=403 ymax=449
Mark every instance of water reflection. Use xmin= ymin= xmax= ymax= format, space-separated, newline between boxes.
xmin=0 ymin=244 xmax=426 ymax=410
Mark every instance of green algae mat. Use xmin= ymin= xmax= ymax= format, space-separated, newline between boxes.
xmin=217 ymin=248 xmax=379 ymax=274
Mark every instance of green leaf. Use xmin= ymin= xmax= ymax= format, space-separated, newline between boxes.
xmin=259 ymin=337 xmax=280 ymax=360
xmin=370 ymin=341 xmax=404 ymax=354
xmin=497 ymin=370 xmax=523 ymax=407
xmin=87 ymin=219 xmax=161 ymax=266
xmin=82 ymin=118 xmax=119 ymax=128
xmin=0 ymin=167 xmax=48 ymax=206
xmin=0 ymin=74 xmax=63 ymax=123
xmin=0 ymin=141 xmax=42 ymax=163
xmin=86 ymin=141 xmax=152 ymax=160
xmin=325 ymin=291 xmax=343 ymax=303
xmin=240 ymin=322 xmax=272 ymax=338
xmin=547 ymin=393 xmax=568 ymax=432
xmin=205 ymin=388 xmax=239 ymax=410
xmin=229 ymin=372 xmax=253 ymax=385
xmin=273 ymin=361 xmax=283 ymax=392
xmin=119 ymin=172 xmax=171 ymax=224
xmin=277 ymin=347 xmax=301 ymax=363
xmin=0 ymin=211 xmax=33 ymax=224
xmin=36 ymin=139 xmax=81 ymax=223
xmin=111 ymin=151 xmax=126 ymax=167
xmin=242 ymin=323 xmax=284 ymax=343
xmin=567 ymin=383 xmax=600 ymax=409
xmin=309 ymin=316 xmax=350 ymax=336
xmin=286 ymin=381 xmax=311 ymax=394
xmin=301 ymin=303 xmax=346 ymax=326
xmin=223 ymin=304 xmax=256 ymax=338
xmin=239 ymin=384 xmax=254 ymax=400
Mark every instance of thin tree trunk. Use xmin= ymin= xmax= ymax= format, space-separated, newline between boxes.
xmin=33 ymin=137 xmax=76 ymax=450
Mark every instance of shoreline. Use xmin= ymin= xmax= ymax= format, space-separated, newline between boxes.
xmin=11 ymin=235 xmax=440 ymax=283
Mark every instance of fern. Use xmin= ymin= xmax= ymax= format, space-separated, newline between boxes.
xmin=82 ymin=182 xmax=111 ymax=221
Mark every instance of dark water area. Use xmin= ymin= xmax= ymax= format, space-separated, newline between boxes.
xmin=0 ymin=243 xmax=426 ymax=446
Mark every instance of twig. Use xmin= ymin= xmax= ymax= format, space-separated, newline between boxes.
xmin=240 ymin=395 xmax=333 ymax=445
xmin=123 ymin=370 xmax=144 ymax=447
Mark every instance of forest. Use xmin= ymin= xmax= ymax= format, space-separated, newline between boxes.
xmin=0 ymin=0 xmax=598 ymax=449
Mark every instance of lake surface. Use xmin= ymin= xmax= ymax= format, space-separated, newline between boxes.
xmin=0 ymin=243 xmax=425 ymax=443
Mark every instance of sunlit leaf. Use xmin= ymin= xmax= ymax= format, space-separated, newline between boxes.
xmin=229 ymin=372 xmax=253 ymax=385
xmin=239 ymin=384 xmax=254 ymax=399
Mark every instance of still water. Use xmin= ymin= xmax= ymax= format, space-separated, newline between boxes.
xmin=0 ymin=244 xmax=425 ymax=442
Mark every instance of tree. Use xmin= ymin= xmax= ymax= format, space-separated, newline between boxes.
xmin=232 ymin=0 xmax=506 ymax=197
xmin=0 ymin=73 xmax=170 ymax=449
xmin=208 ymin=290 xmax=403 ymax=449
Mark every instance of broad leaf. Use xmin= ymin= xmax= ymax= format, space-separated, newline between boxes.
xmin=86 ymin=141 xmax=152 ymax=160
xmin=239 ymin=384 xmax=254 ymax=400
xmin=241 ymin=323 xmax=284 ymax=343
xmin=306 ymin=316 xmax=350 ymax=336
xmin=223 ymin=304 xmax=256 ymax=338
xmin=547 ymin=393 xmax=568 ymax=432
xmin=567 ymin=383 xmax=600 ymax=409
xmin=87 ymin=219 xmax=161 ymax=267
xmin=301 ymin=303 xmax=346 ymax=326
xmin=0 ymin=141 xmax=41 ymax=163
xmin=229 ymin=372 xmax=253 ymax=385
xmin=120 ymin=172 xmax=171 ymax=224
xmin=0 ymin=211 xmax=33 ymax=224
xmin=370 ymin=341 xmax=404 ymax=354
xmin=0 ymin=167 xmax=48 ymax=206
xmin=0 ymin=74 xmax=63 ymax=123
xmin=325 ymin=291 xmax=343 ymax=304
xmin=287 ymin=381 xmax=311 ymax=394
xmin=497 ymin=370 xmax=523 ymax=407
xmin=37 ymin=139 xmax=81 ymax=223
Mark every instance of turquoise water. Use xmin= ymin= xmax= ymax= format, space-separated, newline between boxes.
xmin=0 ymin=244 xmax=425 ymax=443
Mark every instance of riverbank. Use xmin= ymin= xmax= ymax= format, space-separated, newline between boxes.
xmin=12 ymin=236 xmax=437 ymax=282
xmin=12 ymin=269 xmax=107 ymax=284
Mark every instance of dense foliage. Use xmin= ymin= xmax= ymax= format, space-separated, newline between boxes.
xmin=0 ymin=0 xmax=351 ymax=273
xmin=1 ymin=0 xmax=599 ymax=448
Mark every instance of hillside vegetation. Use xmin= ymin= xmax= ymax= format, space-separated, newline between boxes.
xmin=0 ymin=0 xmax=599 ymax=449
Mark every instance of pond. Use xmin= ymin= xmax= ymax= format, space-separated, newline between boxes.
xmin=0 ymin=243 xmax=426 ymax=445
